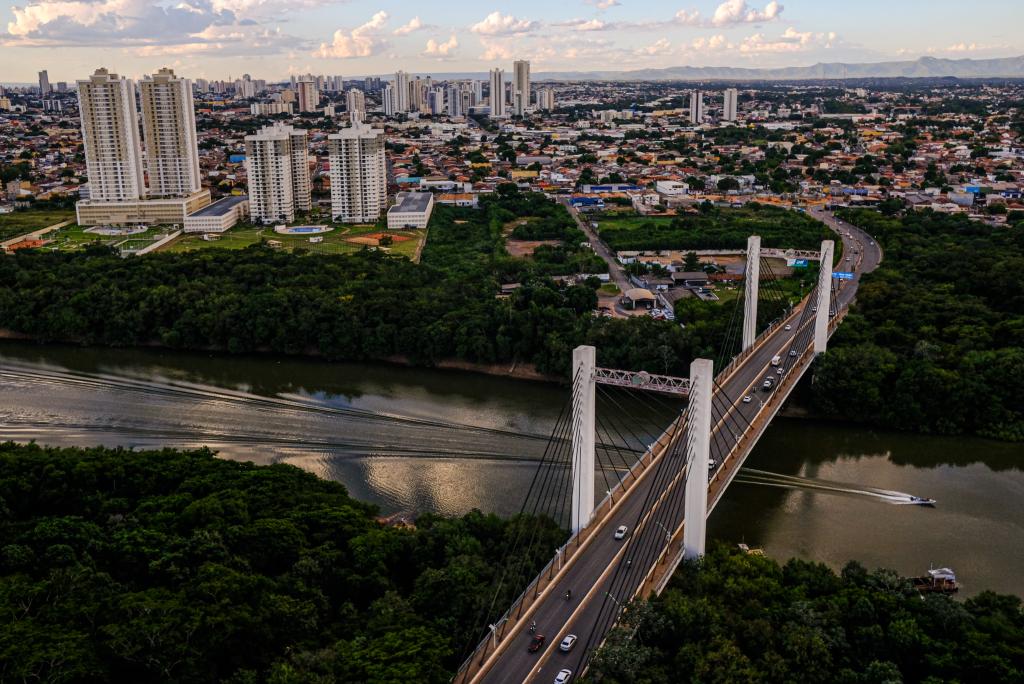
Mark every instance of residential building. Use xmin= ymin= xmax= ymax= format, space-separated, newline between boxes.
xmin=183 ymin=195 xmax=249 ymax=233
xmin=513 ymin=60 xmax=530 ymax=117
xmin=723 ymin=88 xmax=738 ymax=122
xmin=346 ymin=88 xmax=366 ymax=122
xmin=328 ymin=123 xmax=386 ymax=223
xmin=250 ymin=102 xmax=294 ymax=116
xmin=489 ymin=68 xmax=505 ymax=118
xmin=382 ymin=84 xmax=396 ymax=116
xmin=297 ymin=80 xmax=319 ymax=113
xmin=38 ymin=70 xmax=50 ymax=96
xmin=537 ymin=86 xmax=555 ymax=111
xmin=689 ymin=90 xmax=704 ymax=124
xmin=394 ymin=70 xmax=410 ymax=112
xmin=446 ymin=86 xmax=462 ymax=117
xmin=76 ymin=68 xmax=146 ymax=202
xmin=244 ymin=123 xmax=311 ymax=224
xmin=140 ymin=68 xmax=202 ymax=198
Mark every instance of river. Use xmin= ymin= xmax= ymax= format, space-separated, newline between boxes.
xmin=1 ymin=341 xmax=1021 ymax=597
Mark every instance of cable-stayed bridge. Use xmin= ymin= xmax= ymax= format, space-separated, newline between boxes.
xmin=455 ymin=208 xmax=882 ymax=684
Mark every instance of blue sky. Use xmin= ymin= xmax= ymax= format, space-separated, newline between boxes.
xmin=3 ymin=0 xmax=1023 ymax=82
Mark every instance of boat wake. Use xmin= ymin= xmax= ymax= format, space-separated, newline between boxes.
xmin=735 ymin=467 xmax=934 ymax=505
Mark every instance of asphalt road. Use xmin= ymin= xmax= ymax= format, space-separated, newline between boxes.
xmin=559 ymin=198 xmax=631 ymax=293
xmin=476 ymin=211 xmax=883 ymax=684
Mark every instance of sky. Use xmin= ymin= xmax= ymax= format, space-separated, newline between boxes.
xmin=3 ymin=0 xmax=1024 ymax=83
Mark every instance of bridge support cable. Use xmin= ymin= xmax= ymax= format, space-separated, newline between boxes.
xmin=594 ymin=386 xmax=657 ymax=486
xmin=717 ymin=283 xmax=746 ymax=370
xmin=456 ymin=374 xmax=580 ymax=666
xmin=576 ymin=389 xmax=702 ymax=673
xmin=814 ymin=239 xmax=835 ymax=354
xmin=742 ymin=235 xmax=761 ymax=351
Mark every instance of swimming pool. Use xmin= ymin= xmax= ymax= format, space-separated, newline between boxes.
xmin=274 ymin=225 xmax=333 ymax=235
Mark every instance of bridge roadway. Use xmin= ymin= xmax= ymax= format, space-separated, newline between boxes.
xmin=474 ymin=210 xmax=882 ymax=684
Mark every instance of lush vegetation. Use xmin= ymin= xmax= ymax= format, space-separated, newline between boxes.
xmin=596 ymin=203 xmax=832 ymax=252
xmin=0 ymin=190 xmax=706 ymax=377
xmin=591 ymin=543 xmax=1024 ymax=683
xmin=811 ymin=209 xmax=1024 ymax=441
xmin=0 ymin=442 xmax=564 ymax=683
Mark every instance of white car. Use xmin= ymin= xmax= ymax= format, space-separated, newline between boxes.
xmin=554 ymin=669 xmax=573 ymax=684
xmin=614 ymin=525 xmax=628 ymax=540
xmin=742 ymin=395 xmax=752 ymax=404
xmin=560 ymin=635 xmax=578 ymax=652
xmin=784 ymin=324 xmax=792 ymax=331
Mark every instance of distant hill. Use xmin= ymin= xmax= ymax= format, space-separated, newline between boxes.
xmin=535 ymin=55 xmax=1024 ymax=81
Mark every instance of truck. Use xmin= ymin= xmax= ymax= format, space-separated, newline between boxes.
xmin=771 ymin=355 xmax=781 ymax=367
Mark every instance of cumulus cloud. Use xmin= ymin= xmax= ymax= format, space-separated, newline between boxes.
xmin=634 ymin=38 xmax=674 ymax=56
xmin=583 ymin=0 xmax=620 ymax=8
xmin=470 ymin=11 xmax=539 ymax=36
xmin=423 ymin=34 xmax=457 ymax=56
xmin=738 ymin=26 xmax=834 ymax=53
xmin=314 ymin=10 xmax=388 ymax=59
xmin=711 ymin=0 xmax=783 ymax=26
xmin=393 ymin=16 xmax=423 ymax=36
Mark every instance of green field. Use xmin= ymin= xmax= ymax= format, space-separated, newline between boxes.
xmin=163 ymin=223 xmax=425 ymax=259
xmin=0 ymin=209 xmax=74 ymax=241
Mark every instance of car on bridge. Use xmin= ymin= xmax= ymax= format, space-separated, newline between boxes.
xmin=614 ymin=525 xmax=629 ymax=540
xmin=742 ymin=395 xmax=752 ymax=403
xmin=554 ymin=668 xmax=573 ymax=683
xmin=560 ymin=634 xmax=578 ymax=652
xmin=762 ymin=378 xmax=775 ymax=391
xmin=528 ymin=634 xmax=545 ymax=653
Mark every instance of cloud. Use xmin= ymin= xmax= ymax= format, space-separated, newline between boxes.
xmin=314 ymin=10 xmax=388 ymax=58
xmin=674 ymin=9 xmax=701 ymax=25
xmin=553 ymin=18 xmax=611 ymax=31
xmin=583 ymin=0 xmax=619 ymax=8
xmin=423 ymin=34 xmax=457 ymax=57
xmin=634 ymin=38 xmax=674 ymax=56
xmin=470 ymin=11 xmax=539 ymax=36
xmin=711 ymin=0 xmax=783 ymax=26
xmin=393 ymin=16 xmax=423 ymax=36
xmin=478 ymin=36 xmax=514 ymax=60
xmin=737 ymin=26 xmax=834 ymax=53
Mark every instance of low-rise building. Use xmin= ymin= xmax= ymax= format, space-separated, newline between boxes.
xmin=183 ymin=194 xmax=249 ymax=233
xmin=387 ymin=192 xmax=434 ymax=230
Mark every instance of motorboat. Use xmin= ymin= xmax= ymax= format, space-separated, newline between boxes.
xmin=912 ymin=567 xmax=958 ymax=594
xmin=908 ymin=495 xmax=936 ymax=506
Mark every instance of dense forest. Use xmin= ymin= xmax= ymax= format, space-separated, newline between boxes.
xmin=0 ymin=191 xmax=714 ymax=377
xmin=0 ymin=442 xmax=564 ymax=683
xmin=591 ymin=543 xmax=1024 ymax=683
xmin=598 ymin=203 xmax=833 ymax=252
xmin=811 ymin=208 xmax=1024 ymax=440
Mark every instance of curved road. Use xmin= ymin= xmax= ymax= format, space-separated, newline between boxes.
xmin=471 ymin=209 xmax=882 ymax=684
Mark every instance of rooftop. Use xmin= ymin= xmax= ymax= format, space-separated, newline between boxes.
xmin=188 ymin=194 xmax=248 ymax=218
xmin=389 ymin=192 xmax=433 ymax=214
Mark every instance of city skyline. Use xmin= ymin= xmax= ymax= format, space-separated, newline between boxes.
xmin=3 ymin=0 xmax=1024 ymax=82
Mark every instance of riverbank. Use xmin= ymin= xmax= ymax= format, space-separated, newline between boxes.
xmin=0 ymin=329 xmax=562 ymax=384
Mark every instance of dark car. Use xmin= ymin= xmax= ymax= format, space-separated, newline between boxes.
xmin=529 ymin=635 xmax=546 ymax=653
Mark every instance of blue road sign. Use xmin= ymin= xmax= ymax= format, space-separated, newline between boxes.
xmin=793 ymin=259 xmax=809 ymax=267
xmin=832 ymin=271 xmax=854 ymax=280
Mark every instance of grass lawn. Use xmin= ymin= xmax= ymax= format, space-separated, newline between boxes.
xmin=0 ymin=209 xmax=75 ymax=241
xmin=163 ymin=223 xmax=426 ymax=259
xmin=598 ymin=283 xmax=621 ymax=296
xmin=41 ymin=224 xmax=165 ymax=252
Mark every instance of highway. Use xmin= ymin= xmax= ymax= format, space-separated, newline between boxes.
xmin=472 ymin=210 xmax=883 ymax=684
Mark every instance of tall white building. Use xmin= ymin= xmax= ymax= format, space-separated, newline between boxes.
xmin=723 ymin=88 xmax=738 ymax=122
xmin=536 ymin=86 xmax=555 ymax=111
xmin=382 ymin=84 xmax=396 ymax=116
xmin=689 ymin=90 xmax=704 ymax=124
xmin=244 ymin=123 xmax=311 ymax=224
xmin=446 ymin=86 xmax=462 ymax=117
xmin=346 ymin=88 xmax=366 ymax=122
xmin=297 ymin=80 xmax=319 ymax=113
xmin=328 ymin=123 xmax=386 ymax=223
xmin=76 ymin=68 xmax=146 ymax=202
xmin=140 ymin=68 xmax=201 ymax=198
xmin=394 ymin=70 xmax=410 ymax=113
xmin=38 ymin=70 xmax=50 ymax=96
xmin=512 ymin=60 xmax=530 ymax=117
xmin=489 ymin=68 xmax=505 ymax=118
xmin=471 ymin=80 xmax=483 ymax=105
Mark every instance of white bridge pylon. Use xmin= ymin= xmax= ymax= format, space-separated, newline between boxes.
xmin=814 ymin=239 xmax=834 ymax=354
xmin=570 ymin=345 xmax=712 ymax=561
xmin=742 ymin=235 xmax=761 ymax=351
